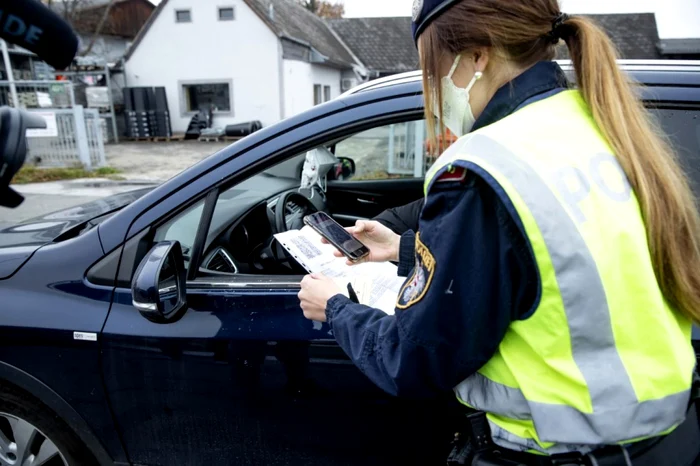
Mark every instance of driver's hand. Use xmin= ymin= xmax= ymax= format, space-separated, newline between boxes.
xmin=322 ymin=220 xmax=400 ymax=265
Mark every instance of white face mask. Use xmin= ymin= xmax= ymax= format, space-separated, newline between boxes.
xmin=434 ymin=54 xmax=483 ymax=137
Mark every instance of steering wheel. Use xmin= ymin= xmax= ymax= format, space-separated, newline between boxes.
xmin=275 ymin=191 xmax=317 ymax=233
xmin=257 ymin=192 xmax=317 ymax=273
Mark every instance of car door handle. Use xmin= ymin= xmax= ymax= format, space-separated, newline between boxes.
xmin=357 ymin=198 xmax=378 ymax=205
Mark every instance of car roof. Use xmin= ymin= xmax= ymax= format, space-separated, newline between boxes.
xmin=340 ymin=59 xmax=700 ymax=98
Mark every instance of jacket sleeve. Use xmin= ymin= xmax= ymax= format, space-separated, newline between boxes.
xmin=397 ymin=231 xmax=416 ymax=277
xmin=326 ymin=173 xmax=539 ymax=398
xmin=373 ymin=198 xmax=424 ymax=235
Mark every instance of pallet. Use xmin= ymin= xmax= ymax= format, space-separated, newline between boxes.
xmin=198 ymin=135 xmax=223 ymax=142
xmin=197 ymin=135 xmax=244 ymax=142
xmin=126 ymin=134 xmax=185 ymax=142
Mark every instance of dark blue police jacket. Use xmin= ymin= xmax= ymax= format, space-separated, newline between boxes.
xmin=326 ymin=61 xmax=569 ymax=398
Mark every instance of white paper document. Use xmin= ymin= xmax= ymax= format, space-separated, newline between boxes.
xmin=274 ymin=226 xmax=405 ymax=315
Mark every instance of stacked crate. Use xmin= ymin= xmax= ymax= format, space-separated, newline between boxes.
xmin=124 ymin=88 xmax=148 ymax=138
xmin=153 ymin=87 xmax=172 ymax=138
xmin=123 ymin=87 xmax=172 ymax=138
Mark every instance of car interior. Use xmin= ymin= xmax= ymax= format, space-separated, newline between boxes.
xmin=190 ymin=120 xmax=428 ymax=279
xmin=86 ymin=118 xmax=429 ymax=289
xmin=87 ymin=101 xmax=700 ymax=292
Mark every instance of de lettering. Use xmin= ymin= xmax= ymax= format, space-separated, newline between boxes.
xmin=0 ymin=11 xmax=43 ymax=45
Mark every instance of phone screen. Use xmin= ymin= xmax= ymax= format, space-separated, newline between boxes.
xmin=304 ymin=212 xmax=369 ymax=260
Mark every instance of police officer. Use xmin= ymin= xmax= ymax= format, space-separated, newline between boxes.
xmin=298 ymin=0 xmax=700 ymax=464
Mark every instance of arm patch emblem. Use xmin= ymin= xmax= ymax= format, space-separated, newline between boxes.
xmin=435 ymin=166 xmax=467 ymax=183
xmin=396 ymin=232 xmax=436 ymax=310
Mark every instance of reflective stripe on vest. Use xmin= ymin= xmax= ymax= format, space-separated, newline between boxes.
xmin=424 ymin=91 xmax=694 ymax=453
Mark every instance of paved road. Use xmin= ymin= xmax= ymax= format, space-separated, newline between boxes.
xmin=106 ymin=138 xmax=394 ymax=182
xmin=106 ymin=140 xmax=228 ymax=182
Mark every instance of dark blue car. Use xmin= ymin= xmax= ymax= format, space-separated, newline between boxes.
xmin=0 ymin=61 xmax=699 ymax=466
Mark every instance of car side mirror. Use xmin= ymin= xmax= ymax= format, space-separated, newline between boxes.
xmin=337 ymin=157 xmax=356 ymax=179
xmin=131 ymin=241 xmax=187 ymax=323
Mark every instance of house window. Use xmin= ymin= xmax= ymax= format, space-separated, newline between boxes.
xmin=218 ymin=7 xmax=235 ymax=21
xmin=323 ymin=85 xmax=331 ymax=102
xmin=175 ymin=9 xmax=191 ymax=23
xmin=313 ymin=84 xmax=322 ymax=105
xmin=181 ymin=82 xmax=232 ymax=113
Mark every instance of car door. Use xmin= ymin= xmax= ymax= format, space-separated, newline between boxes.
xmin=325 ymin=119 xmax=430 ymax=226
xmin=100 ymin=127 xmax=455 ymax=466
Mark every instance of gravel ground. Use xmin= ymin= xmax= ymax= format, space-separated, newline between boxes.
xmin=105 ymin=140 xmax=230 ymax=182
xmin=104 ymin=134 xmax=396 ymax=182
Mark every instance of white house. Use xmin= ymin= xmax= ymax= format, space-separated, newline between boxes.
xmin=124 ymin=0 xmax=366 ymax=132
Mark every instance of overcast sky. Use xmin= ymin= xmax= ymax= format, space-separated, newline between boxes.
xmin=151 ymin=0 xmax=700 ymax=38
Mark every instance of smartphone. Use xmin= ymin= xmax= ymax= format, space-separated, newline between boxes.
xmin=304 ymin=212 xmax=370 ymax=262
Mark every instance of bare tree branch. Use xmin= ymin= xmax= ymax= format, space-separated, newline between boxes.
xmin=80 ymin=0 xmax=117 ymax=56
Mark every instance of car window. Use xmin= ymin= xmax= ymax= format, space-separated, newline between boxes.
xmin=335 ymin=119 xmax=439 ymax=181
xmin=648 ymin=107 xmax=700 ymax=196
xmin=153 ymin=199 xmax=205 ymax=269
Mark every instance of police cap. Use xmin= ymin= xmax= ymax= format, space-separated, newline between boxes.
xmin=411 ymin=0 xmax=461 ymax=43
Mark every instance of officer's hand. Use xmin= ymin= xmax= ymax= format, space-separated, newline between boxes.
xmin=298 ymin=273 xmax=342 ymax=322
xmin=321 ymin=220 xmax=400 ymax=265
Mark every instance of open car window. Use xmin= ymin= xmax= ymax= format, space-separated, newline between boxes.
xmin=334 ymin=119 xmax=438 ymax=181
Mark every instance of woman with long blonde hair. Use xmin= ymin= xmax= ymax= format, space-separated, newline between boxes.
xmin=299 ymin=1 xmax=700 ymax=463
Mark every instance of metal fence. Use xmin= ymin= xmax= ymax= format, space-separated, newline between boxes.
xmin=0 ymin=79 xmax=117 ymax=144
xmin=0 ymin=80 xmax=75 ymax=109
xmin=57 ymin=67 xmax=121 ymax=144
xmin=25 ymin=107 xmax=106 ymax=169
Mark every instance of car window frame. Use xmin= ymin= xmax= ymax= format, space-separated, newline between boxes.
xmin=96 ymin=107 xmax=425 ymax=292
xmin=95 ymin=87 xmax=700 ymax=291
xmin=185 ymin=115 xmax=429 ymax=288
xmin=332 ymin=118 xmax=430 ymax=182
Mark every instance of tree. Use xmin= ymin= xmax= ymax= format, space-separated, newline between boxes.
xmin=81 ymin=0 xmax=117 ymax=56
xmin=298 ymin=0 xmax=345 ymax=19
xmin=42 ymin=0 xmax=118 ymax=56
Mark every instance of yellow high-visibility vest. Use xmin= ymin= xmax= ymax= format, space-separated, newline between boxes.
xmin=424 ymin=90 xmax=695 ymax=454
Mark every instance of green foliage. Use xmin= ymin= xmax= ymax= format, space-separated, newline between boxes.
xmin=13 ymin=166 xmax=122 ymax=184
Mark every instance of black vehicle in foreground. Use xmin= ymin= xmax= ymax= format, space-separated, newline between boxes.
xmin=0 ymin=61 xmax=699 ymax=466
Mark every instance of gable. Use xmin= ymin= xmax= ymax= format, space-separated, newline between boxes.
xmin=243 ymin=0 xmax=356 ymax=68
xmin=126 ymin=0 xmax=355 ymax=68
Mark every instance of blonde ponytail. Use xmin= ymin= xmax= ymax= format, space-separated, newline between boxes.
xmin=563 ymin=16 xmax=700 ymax=324
xmin=419 ymin=0 xmax=700 ymax=324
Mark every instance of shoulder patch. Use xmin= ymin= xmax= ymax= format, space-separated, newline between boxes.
xmin=435 ymin=166 xmax=467 ymax=184
xmin=397 ymin=233 xmax=436 ymax=310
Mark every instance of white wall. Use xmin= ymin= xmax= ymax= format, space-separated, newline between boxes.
xmin=282 ymin=60 xmax=341 ymax=118
xmin=561 ymin=0 xmax=700 ymax=39
xmin=283 ymin=60 xmax=313 ymax=118
xmin=312 ymin=65 xmax=342 ymax=100
xmin=125 ymin=0 xmax=282 ymax=132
